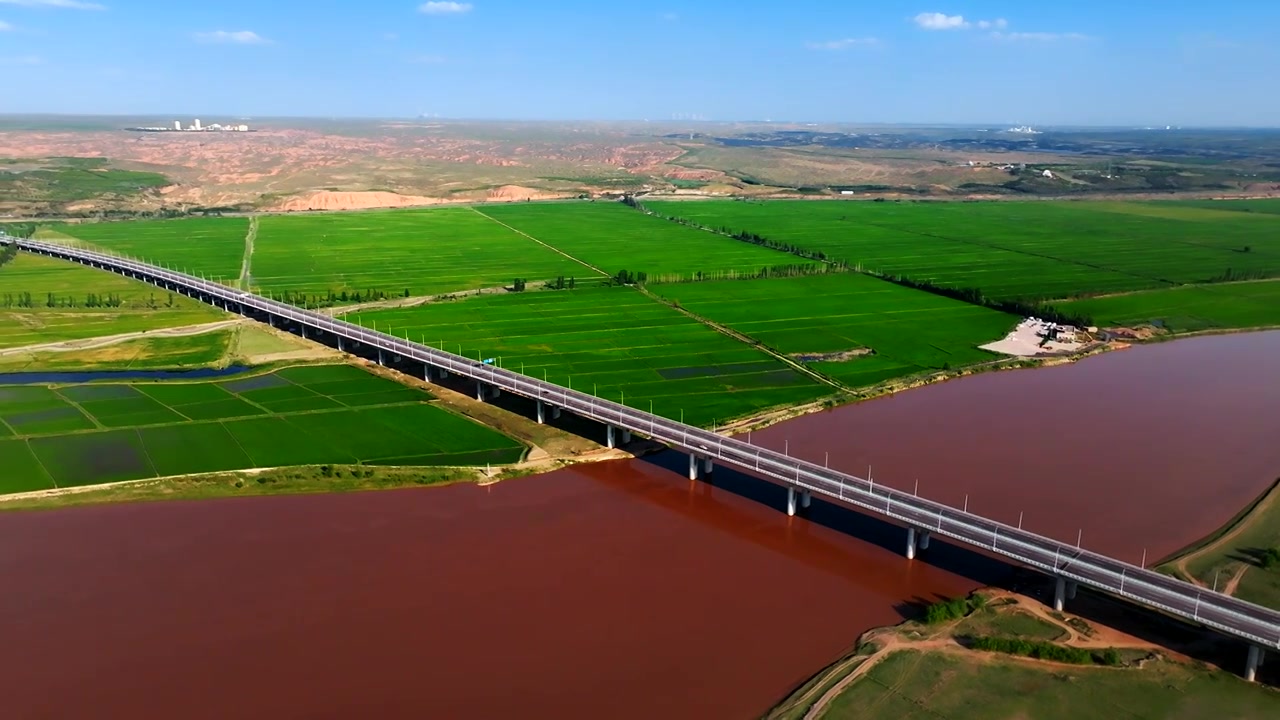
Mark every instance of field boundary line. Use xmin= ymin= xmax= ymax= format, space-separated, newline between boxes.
xmin=133 ymin=427 xmax=161 ymax=479
xmin=49 ymin=388 xmax=107 ymax=431
xmin=468 ymin=206 xmax=608 ymax=278
xmin=26 ymin=438 xmax=59 ymax=489
xmin=634 ymin=285 xmax=851 ymax=394
xmin=238 ymin=215 xmax=258 ymax=290
xmin=219 ymin=418 xmax=260 ymax=466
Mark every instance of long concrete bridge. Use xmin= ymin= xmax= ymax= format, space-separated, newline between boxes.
xmin=4 ymin=233 xmax=1277 ymax=680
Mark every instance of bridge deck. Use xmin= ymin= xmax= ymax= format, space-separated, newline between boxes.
xmin=5 ymin=233 xmax=1278 ymax=652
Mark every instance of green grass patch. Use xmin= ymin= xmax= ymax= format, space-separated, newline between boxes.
xmin=172 ymin=397 xmax=267 ymax=421
xmin=0 ymin=158 xmax=168 ymax=205
xmin=137 ymin=423 xmax=255 ymax=477
xmin=820 ymin=650 xmax=1276 ymax=720
xmin=3 ymin=405 xmax=97 ymax=435
xmin=354 ymin=285 xmax=829 ymax=426
xmin=653 ymin=273 xmax=1015 ymax=387
xmin=252 ymin=207 xmax=600 ymax=299
xmin=28 ymin=429 xmax=156 ymax=487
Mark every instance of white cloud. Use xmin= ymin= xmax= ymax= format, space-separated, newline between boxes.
xmin=0 ymin=0 xmax=105 ymax=9
xmin=194 ymin=30 xmax=270 ymax=45
xmin=0 ymin=20 xmax=12 ymax=31
xmin=991 ymin=31 xmax=1089 ymax=42
xmin=976 ymin=18 xmax=1008 ymax=30
xmin=418 ymin=1 xmax=471 ymax=14
xmin=913 ymin=12 xmax=969 ymax=30
xmin=806 ymin=37 xmax=880 ymax=51
xmin=0 ymin=54 xmax=43 ymax=64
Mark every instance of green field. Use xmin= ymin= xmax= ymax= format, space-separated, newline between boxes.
xmin=652 ymin=274 xmax=1015 ymax=387
xmin=0 ymin=253 xmax=226 ymax=347
xmin=1058 ymin=279 xmax=1280 ymax=332
xmin=54 ymin=216 xmax=248 ymax=282
xmin=353 ymin=286 xmax=830 ymax=426
xmin=818 ymin=650 xmax=1277 ymax=720
xmin=646 ymin=199 xmax=1280 ymax=301
xmin=252 ymin=207 xmax=601 ymax=299
xmin=480 ymin=202 xmax=801 ymax=280
xmin=0 ymin=328 xmax=234 ymax=372
xmin=0 ymin=364 xmax=524 ymax=494
xmin=0 ymin=157 xmax=168 ymax=206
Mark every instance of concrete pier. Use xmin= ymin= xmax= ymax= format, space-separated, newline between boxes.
xmin=800 ymin=489 xmax=811 ymax=509
xmin=688 ymin=453 xmax=698 ymax=480
xmin=536 ymin=400 xmax=545 ymax=424
xmin=377 ymin=348 xmax=384 ymax=366
xmin=337 ymin=337 xmax=343 ymax=352
xmin=621 ymin=429 xmax=631 ymax=444
xmin=1054 ymin=576 xmax=1067 ymax=612
xmin=1067 ymin=581 xmax=1078 ymax=600
xmin=475 ymin=381 xmax=485 ymax=401
xmin=786 ymin=487 xmax=798 ymax=517
xmin=606 ymin=425 xmax=616 ymax=449
xmin=1245 ymin=645 xmax=1262 ymax=682
xmin=702 ymin=457 xmax=713 ymax=475
xmin=918 ymin=530 xmax=931 ymax=550
xmin=422 ymin=365 xmax=431 ymax=382
xmin=489 ymin=385 xmax=500 ymax=399
xmin=906 ymin=527 xmax=917 ymax=560
xmin=551 ymin=406 xmax=561 ymax=420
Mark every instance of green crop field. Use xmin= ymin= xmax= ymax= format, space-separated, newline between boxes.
xmin=479 ymin=202 xmax=800 ymax=280
xmin=0 ymin=364 xmax=524 ymax=494
xmin=54 ymin=216 xmax=248 ymax=282
xmin=645 ymin=199 xmax=1280 ymax=301
xmin=251 ymin=207 xmax=601 ymax=299
xmin=1058 ymin=279 xmax=1280 ymax=332
xmin=0 ymin=253 xmax=226 ymax=348
xmin=1172 ymin=198 xmax=1280 ymax=216
xmin=652 ymin=273 xmax=1016 ymax=387
xmin=353 ymin=286 xmax=830 ymax=426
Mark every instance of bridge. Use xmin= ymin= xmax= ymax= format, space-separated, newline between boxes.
xmin=4 ymin=233 xmax=1277 ymax=680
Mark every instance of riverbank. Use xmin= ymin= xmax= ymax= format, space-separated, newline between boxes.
xmin=1160 ymin=478 xmax=1280 ymax=610
xmin=764 ymin=588 xmax=1278 ymax=720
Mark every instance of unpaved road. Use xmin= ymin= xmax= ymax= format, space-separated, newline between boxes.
xmin=0 ymin=320 xmax=243 ymax=356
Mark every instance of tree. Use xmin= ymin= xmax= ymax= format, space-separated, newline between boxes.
xmin=568 ymin=277 xmax=575 ymax=290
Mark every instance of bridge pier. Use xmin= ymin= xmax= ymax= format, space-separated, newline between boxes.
xmin=606 ymin=425 xmax=616 ymax=449
xmin=800 ymin=489 xmax=811 ymax=509
xmin=1067 ymin=581 xmax=1078 ymax=600
xmin=377 ymin=348 xmax=384 ymax=366
xmin=702 ymin=457 xmax=713 ymax=476
xmin=918 ymin=530 xmax=931 ymax=550
xmin=906 ymin=527 xmax=917 ymax=560
xmin=536 ymin=400 xmax=545 ymax=424
xmin=490 ymin=385 xmax=500 ymax=399
xmin=1245 ymin=645 xmax=1262 ymax=682
xmin=551 ymin=406 xmax=561 ymax=420
xmin=621 ymin=429 xmax=631 ymax=444
xmin=786 ymin=487 xmax=798 ymax=517
xmin=337 ymin=337 xmax=344 ymax=352
xmin=688 ymin=453 xmax=699 ymax=480
xmin=1053 ymin=577 xmax=1067 ymax=612
xmin=475 ymin=381 xmax=485 ymax=401
xmin=422 ymin=364 xmax=432 ymax=382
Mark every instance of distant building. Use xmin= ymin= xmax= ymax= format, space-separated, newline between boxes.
xmin=1042 ymin=169 xmax=1054 ymax=179
xmin=173 ymin=120 xmax=182 ymax=131
xmin=194 ymin=118 xmax=202 ymax=131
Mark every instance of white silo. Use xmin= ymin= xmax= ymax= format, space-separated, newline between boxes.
xmin=194 ymin=118 xmax=202 ymax=131
xmin=173 ymin=120 xmax=182 ymax=131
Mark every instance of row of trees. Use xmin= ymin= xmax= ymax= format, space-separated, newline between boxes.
xmin=0 ymin=240 xmax=18 ymax=269
xmin=967 ymin=636 xmax=1122 ymax=667
xmin=0 ymin=292 xmax=176 ymax=309
xmin=0 ymin=223 xmax=36 ymax=239
xmin=873 ymin=272 xmax=1094 ymax=328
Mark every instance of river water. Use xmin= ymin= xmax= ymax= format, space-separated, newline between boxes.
xmin=1 ymin=332 xmax=1277 ymax=719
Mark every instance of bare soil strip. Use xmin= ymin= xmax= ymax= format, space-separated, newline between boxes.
xmin=238 ymin=215 xmax=258 ymax=290
xmin=0 ymin=319 xmax=243 ymax=356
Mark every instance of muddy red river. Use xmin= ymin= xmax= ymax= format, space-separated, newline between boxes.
xmin=2 ymin=331 xmax=1277 ymax=719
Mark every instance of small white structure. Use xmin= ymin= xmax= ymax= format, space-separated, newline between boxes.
xmin=193 ymin=118 xmax=202 ymax=131
xmin=1042 ymin=169 xmax=1054 ymax=179
xmin=173 ymin=120 xmax=182 ymax=131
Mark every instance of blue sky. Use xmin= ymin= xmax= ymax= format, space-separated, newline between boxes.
xmin=1 ymin=0 xmax=1277 ymax=125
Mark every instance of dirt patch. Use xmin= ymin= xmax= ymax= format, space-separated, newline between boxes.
xmin=485 ymin=185 xmax=568 ymax=202
xmin=788 ymin=348 xmax=872 ymax=363
xmin=268 ymin=191 xmax=448 ymax=212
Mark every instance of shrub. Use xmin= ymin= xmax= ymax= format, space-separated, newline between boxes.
xmin=1260 ymin=547 xmax=1280 ymax=569
xmin=924 ymin=596 xmax=975 ymax=624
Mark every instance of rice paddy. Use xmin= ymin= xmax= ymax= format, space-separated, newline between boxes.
xmin=652 ymin=273 xmax=1016 ymax=386
xmin=352 ymin=285 xmax=831 ymax=426
xmin=251 ymin=207 xmax=601 ymax=298
xmin=0 ymin=253 xmax=226 ymax=347
xmin=1057 ymin=280 xmax=1280 ymax=332
xmin=644 ymin=200 xmax=1280 ymax=301
xmin=0 ymin=364 xmax=524 ymax=494
xmin=52 ymin=216 xmax=249 ymax=282
xmin=478 ymin=202 xmax=799 ymax=280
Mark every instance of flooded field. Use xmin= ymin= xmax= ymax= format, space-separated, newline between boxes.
xmin=2 ymin=331 xmax=1278 ymax=718
xmin=754 ymin=330 xmax=1280 ymax=563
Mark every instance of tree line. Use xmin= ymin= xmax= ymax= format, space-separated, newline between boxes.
xmin=1 ymin=291 xmax=176 ymax=309
xmin=871 ymin=272 xmax=1094 ymax=328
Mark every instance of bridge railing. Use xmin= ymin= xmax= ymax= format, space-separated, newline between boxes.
xmin=10 ymin=235 xmax=1280 ymax=650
